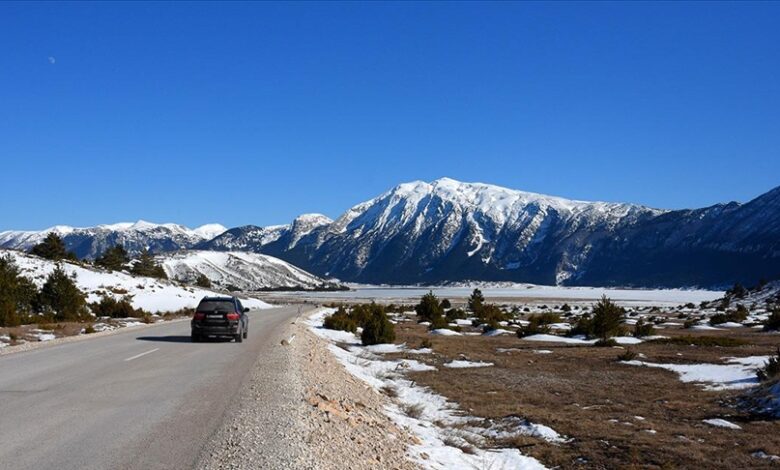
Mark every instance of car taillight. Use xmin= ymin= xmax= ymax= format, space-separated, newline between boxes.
xmin=193 ymin=312 xmax=205 ymax=320
xmin=226 ymin=312 xmax=240 ymax=321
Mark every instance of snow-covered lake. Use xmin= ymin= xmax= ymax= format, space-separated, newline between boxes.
xmin=264 ymin=284 xmax=722 ymax=307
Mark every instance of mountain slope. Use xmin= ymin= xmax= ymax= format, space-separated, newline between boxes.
xmin=0 ymin=220 xmax=227 ymax=259
xmin=158 ymin=250 xmax=335 ymax=291
xmin=200 ymin=178 xmax=780 ymax=287
xmin=2 ymin=249 xmax=269 ymax=312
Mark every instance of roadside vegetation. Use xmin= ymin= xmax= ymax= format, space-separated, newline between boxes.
xmin=322 ymin=303 xmax=396 ymax=345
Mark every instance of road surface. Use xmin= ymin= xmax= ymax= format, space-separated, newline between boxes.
xmin=0 ymin=306 xmax=301 ymax=470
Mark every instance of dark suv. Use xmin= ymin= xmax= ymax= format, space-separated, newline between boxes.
xmin=191 ymin=296 xmax=249 ymax=343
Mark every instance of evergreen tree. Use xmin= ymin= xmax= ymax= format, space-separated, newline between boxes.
xmin=29 ymin=233 xmax=76 ymax=261
xmin=591 ymin=295 xmax=624 ymax=340
xmin=415 ymin=291 xmax=444 ymax=324
xmin=0 ymin=256 xmax=39 ymax=326
xmin=95 ymin=245 xmax=129 ymax=271
xmin=361 ymin=304 xmax=396 ymax=345
xmin=130 ymin=249 xmax=167 ymax=279
xmin=467 ymin=288 xmax=485 ymax=314
xmin=39 ymin=266 xmax=87 ymax=321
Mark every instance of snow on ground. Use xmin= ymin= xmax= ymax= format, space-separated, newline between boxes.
xmin=307 ymin=308 xmax=557 ymax=470
xmin=4 ymin=250 xmax=270 ymax=313
xmin=430 ymin=328 xmax=462 ymax=336
xmin=159 ymin=250 xmax=327 ymax=291
xmin=622 ymin=356 xmax=771 ymax=391
xmin=521 ymin=334 xmax=596 ymax=345
xmin=483 ymin=328 xmax=513 ymax=336
xmin=703 ymin=418 xmax=742 ymax=430
xmin=443 ymin=360 xmax=494 ymax=369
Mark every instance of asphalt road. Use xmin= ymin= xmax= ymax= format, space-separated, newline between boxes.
xmin=0 ymin=306 xmax=301 ymax=470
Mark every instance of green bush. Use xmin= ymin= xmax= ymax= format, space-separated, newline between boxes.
xmin=474 ymin=304 xmax=508 ymax=328
xmin=633 ymin=318 xmax=655 ymax=338
xmin=90 ymin=296 xmax=139 ymax=318
xmin=517 ymin=315 xmax=551 ymax=338
xmin=323 ymin=306 xmax=357 ymax=333
xmin=415 ymin=291 xmax=444 ymax=324
xmin=361 ymin=306 xmax=396 ymax=345
xmin=756 ymin=348 xmax=780 ymax=382
xmin=38 ymin=266 xmax=87 ymax=321
xmin=445 ymin=308 xmax=467 ymax=322
xmin=763 ymin=310 xmax=780 ymax=331
xmin=594 ymin=338 xmax=618 ymax=347
xmin=617 ymin=349 xmax=638 ymax=361
xmin=569 ymin=315 xmax=593 ymax=337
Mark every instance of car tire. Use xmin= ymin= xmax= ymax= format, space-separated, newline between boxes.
xmin=243 ymin=329 xmax=248 ymax=339
xmin=191 ymin=334 xmax=200 ymax=343
xmin=235 ymin=330 xmax=243 ymax=343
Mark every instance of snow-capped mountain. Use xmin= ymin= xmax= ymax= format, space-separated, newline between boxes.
xmin=200 ymin=178 xmax=780 ymax=288
xmin=0 ymin=220 xmax=227 ymax=259
xmin=158 ymin=250 xmax=336 ymax=291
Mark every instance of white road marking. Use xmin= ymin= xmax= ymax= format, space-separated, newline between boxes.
xmin=125 ymin=348 xmax=160 ymax=362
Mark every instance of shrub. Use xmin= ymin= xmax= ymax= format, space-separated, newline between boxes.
xmin=594 ymin=338 xmax=618 ymax=347
xmin=361 ymin=306 xmax=396 ymax=345
xmin=475 ymin=304 xmax=508 ymax=328
xmin=95 ymin=245 xmax=130 ymax=271
xmin=83 ymin=324 xmax=96 ymax=334
xmin=569 ymin=314 xmax=593 ymax=337
xmin=763 ymin=310 xmax=780 ymax=331
xmin=419 ymin=338 xmax=433 ymax=349
xmin=90 ymin=296 xmax=138 ymax=318
xmin=727 ymin=282 xmax=747 ymax=299
xmin=683 ymin=318 xmax=699 ymax=329
xmin=617 ymin=349 xmax=638 ymax=361
xmin=401 ymin=403 xmax=424 ymax=419
xmin=633 ymin=318 xmax=655 ymax=338
xmin=415 ymin=291 xmax=444 ymax=324
xmin=517 ymin=315 xmax=551 ymax=338
xmin=38 ymin=266 xmax=87 ymax=321
xmin=323 ymin=306 xmax=358 ymax=333
xmin=445 ymin=308 xmax=467 ymax=322
xmin=591 ymin=296 xmax=624 ymax=340
xmin=30 ymin=233 xmax=77 ymax=261
xmin=440 ymin=299 xmax=451 ymax=309
xmin=195 ymin=273 xmax=212 ymax=288
xmin=561 ymin=303 xmax=571 ymax=313
xmin=756 ymin=349 xmax=780 ymax=382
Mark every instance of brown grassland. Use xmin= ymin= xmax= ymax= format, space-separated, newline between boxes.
xmin=387 ymin=319 xmax=780 ymax=469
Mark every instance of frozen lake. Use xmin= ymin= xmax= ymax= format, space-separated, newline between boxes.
xmin=260 ymin=284 xmax=723 ymax=307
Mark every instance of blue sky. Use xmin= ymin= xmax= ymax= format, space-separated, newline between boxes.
xmin=1 ymin=2 xmax=779 ymax=230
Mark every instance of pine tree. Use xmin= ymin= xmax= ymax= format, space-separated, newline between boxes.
xmin=29 ymin=233 xmax=77 ymax=261
xmin=591 ymin=295 xmax=624 ymax=340
xmin=38 ymin=266 xmax=87 ymax=321
xmin=130 ymin=249 xmax=168 ymax=279
xmin=415 ymin=291 xmax=444 ymax=323
xmin=361 ymin=304 xmax=396 ymax=345
xmin=0 ymin=256 xmax=39 ymax=326
xmin=467 ymin=288 xmax=485 ymax=314
xmin=95 ymin=245 xmax=129 ymax=271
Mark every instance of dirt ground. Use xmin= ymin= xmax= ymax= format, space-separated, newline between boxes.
xmin=387 ymin=319 xmax=780 ymax=469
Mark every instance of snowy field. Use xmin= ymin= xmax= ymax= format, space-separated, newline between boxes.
xmin=266 ymin=284 xmax=722 ymax=307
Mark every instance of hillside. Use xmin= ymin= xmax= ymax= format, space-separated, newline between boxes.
xmin=158 ymin=250 xmax=337 ymax=291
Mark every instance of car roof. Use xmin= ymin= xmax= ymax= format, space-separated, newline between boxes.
xmin=199 ymin=296 xmax=235 ymax=302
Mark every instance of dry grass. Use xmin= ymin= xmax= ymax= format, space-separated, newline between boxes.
xmin=388 ymin=318 xmax=780 ymax=469
xmin=401 ymin=403 xmax=425 ymax=419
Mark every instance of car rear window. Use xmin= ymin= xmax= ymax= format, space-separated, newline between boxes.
xmin=196 ymin=300 xmax=235 ymax=313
